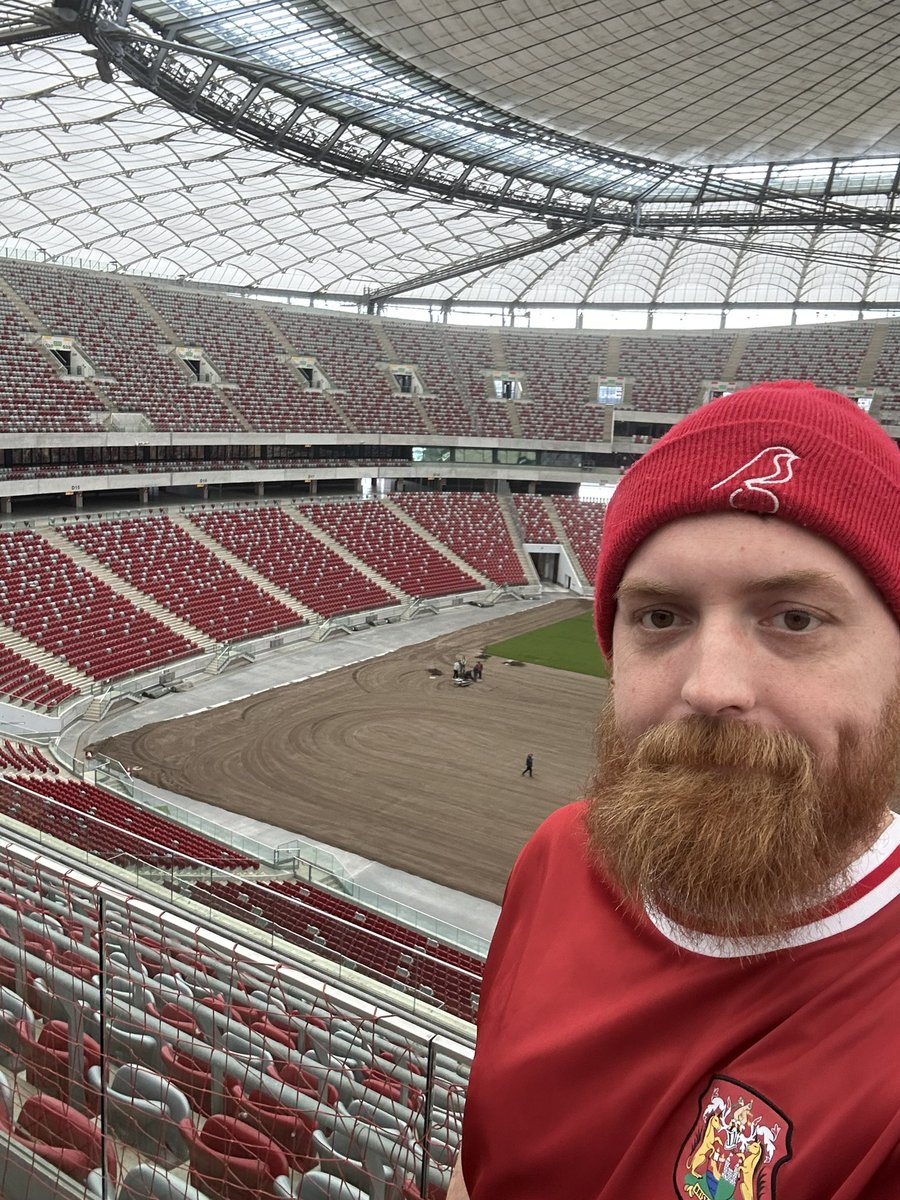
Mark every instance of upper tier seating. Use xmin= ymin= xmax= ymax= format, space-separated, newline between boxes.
xmin=380 ymin=321 xmax=476 ymax=436
xmin=511 ymin=494 xmax=558 ymax=543
xmin=739 ymin=323 xmax=872 ymax=389
xmin=618 ymin=333 xmax=734 ymax=413
xmin=438 ymin=327 xmax=496 ymax=407
xmin=388 ymin=494 xmax=526 ymax=584
xmin=0 ymin=291 xmax=101 ymax=432
xmin=141 ymin=284 xmax=346 ymax=434
xmin=875 ymin=324 xmax=900 ymax=388
xmin=62 ymin=516 xmax=304 ymax=643
xmin=551 ymin=496 xmax=607 ymax=579
xmin=0 ymin=531 xmax=198 ymax=681
xmin=500 ymin=329 xmax=612 ymax=441
xmin=268 ymin=308 xmax=428 ymax=435
xmin=518 ymin=397 xmax=611 ymax=442
xmin=0 ymin=261 xmax=242 ymax=431
xmin=190 ymin=507 xmax=394 ymax=618
xmin=302 ymin=502 xmax=481 ymax=598
xmin=470 ymin=400 xmax=515 ymax=438
xmin=0 ymin=259 xmax=895 ymax=446
xmin=1 ymin=776 xmax=257 ymax=870
xmin=0 ymin=643 xmax=79 ymax=711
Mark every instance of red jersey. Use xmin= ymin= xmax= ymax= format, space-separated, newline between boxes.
xmin=461 ymin=801 xmax=900 ymax=1200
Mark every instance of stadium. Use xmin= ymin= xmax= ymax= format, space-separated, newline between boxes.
xmin=0 ymin=0 xmax=898 ymax=1196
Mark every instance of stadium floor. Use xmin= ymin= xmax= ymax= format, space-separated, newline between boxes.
xmin=66 ymin=592 xmax=607 ymax=939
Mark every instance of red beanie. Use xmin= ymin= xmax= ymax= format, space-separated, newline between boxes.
xmin=594 ymin=380 xmax=900 ymax=658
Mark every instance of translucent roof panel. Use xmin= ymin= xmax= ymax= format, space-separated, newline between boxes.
xmin=4 ymin=36 xmax=900 ymax=309
xmin=326 ymin=0 xmax=900 ymax=167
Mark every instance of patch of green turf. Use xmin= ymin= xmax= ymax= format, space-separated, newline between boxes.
xmin=484 ymin=610 xmax=608 ymax=678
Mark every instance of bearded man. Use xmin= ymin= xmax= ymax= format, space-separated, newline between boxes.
xmin=449 ymin=381 xmax=900 ymax=1200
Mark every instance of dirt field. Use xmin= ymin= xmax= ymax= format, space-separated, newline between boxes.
xmin=94 ymin=599 xmax=607 ymax=903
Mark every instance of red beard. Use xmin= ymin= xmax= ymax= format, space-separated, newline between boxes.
xmin=585 ymin=686 xmax=900 ymax=941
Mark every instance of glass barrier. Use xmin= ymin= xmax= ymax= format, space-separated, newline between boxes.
xmin=0 ymin=777 xmax=483 ymax=1028
xmin=0 ymin=809 xmax=473 ymax=1200
xmin=77 ymin=760 xmax=491 ymax=961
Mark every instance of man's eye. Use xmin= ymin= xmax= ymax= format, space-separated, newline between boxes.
xmin=639 ymin=609 xmax=679 ymax=630
xmin=772 ymin=610 xmax=821 ymax=633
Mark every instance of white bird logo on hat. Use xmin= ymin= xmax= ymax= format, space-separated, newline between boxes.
xmin=710 ymin=446 xmax=799 ymax=514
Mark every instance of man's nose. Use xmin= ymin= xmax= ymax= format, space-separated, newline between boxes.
xmin=679 ymin=620 xmax=756 ymax=717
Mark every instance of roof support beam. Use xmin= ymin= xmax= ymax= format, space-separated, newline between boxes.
xmin=364 ymin=223 xmax=592 ymax=302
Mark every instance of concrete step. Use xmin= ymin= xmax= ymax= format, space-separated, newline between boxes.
xmin=410 ymin=393 xmax=436 ymax=434
xmin=497 ymin=495 xmax=541 ymax=585
xmin=544 ymin=500 xmax=590 ymax=587
xmin=169 ymin=514 xmax=318 ymax=623
xmin=212 ymin=385 xmax=254 ymax=432
xmin=126 ymin=282 xmax=181 ymax=344
xmin=39 ymin=527 xmax=218 ymax=650
xmin=382 ymin=500 xmax=492 ymax=587
xmin=83 ymin=695 xmax=106 ymax=722
xmin=0 ymin=278 xmax=43 ymax=330
xmin=284 ymin=505 xmax=408 ymax=600
xmin=504 ymin=399 xmax=523 ymax=437
xmin=488 ymin=327 xmax=508 ymax=370
xmin=250 ymin=304 xmax=357 ymax=432
xmin=859 ymin=322 xmax=890 ymax=387
xmin=370 ymin=318 xmax=399 ymax=361
xmin=0 ymin=622 xmax=94 ymax=690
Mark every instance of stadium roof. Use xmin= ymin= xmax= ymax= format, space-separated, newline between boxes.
xmin=4 ymin=0 xmax=900 ymax=313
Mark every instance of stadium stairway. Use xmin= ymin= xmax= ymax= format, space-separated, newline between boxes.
xmin=496 ymin=497 xmax=542 ymax=586
xmin=284 ymin=506 xmax=409 ymax=602
xmin=544 ymin=499 xmax=591 ymax=587
xmin=126 ymin=283 xmax=255 ymax=433
xmin=249 ymin=303 xmax=358 ymax=433
xmin=169 ymin=514 xmax=319 ymax=625
xmin=0 ymin=623 xmax=92 ymax=695
xmin=40 ymin=528 xmax=218 ymax=651
xmin=721 ymin=329 xmax=751 ymax=382
xmin=370 ymin=320 xmax=438 ymax=435
xmin=0 ymin=275 xmax=41 ymax=331
xmin=858 ymin=321 xmax=891 ymax=386
xmin=382 ymin=501 xmax=494 ymax=589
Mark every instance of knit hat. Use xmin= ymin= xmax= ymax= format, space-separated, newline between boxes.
xmin=594 ymin=380 xmax=900 ymax=658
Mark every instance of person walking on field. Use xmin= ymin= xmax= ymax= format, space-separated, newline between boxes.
xmin=521 ymin=753 xmax=534 ymax=777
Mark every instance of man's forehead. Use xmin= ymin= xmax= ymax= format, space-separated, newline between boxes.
xmin=616 ymin=511 xmax=873 ymax=602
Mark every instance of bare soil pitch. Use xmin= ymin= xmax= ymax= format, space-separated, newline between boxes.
xmin=94 ymin=599 xmax=607 ymax=903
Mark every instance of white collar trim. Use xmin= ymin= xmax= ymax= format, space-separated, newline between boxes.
xmin=645 ymin=812 xmax=900 ymax=959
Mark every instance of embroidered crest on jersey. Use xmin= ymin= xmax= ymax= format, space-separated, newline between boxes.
xmin=675 ymin=1075 xmax=792 ymax=1200
xmin=709 ymin=446 xmax=799 ymax=513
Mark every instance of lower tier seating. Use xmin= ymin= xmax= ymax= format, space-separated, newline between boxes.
xmin=195 ymin=879 xmax=483 ymax=1024
xmin=0 ymin=643 xmax=79 ymax=711
xmin=388 ymin=494 xmax=526 ymax=585
xmin=0 ymin=777 xmax=257 ymax=871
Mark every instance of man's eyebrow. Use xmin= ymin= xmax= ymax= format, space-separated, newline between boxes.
xmin=615 ymin=571 xmax=854 ymax=604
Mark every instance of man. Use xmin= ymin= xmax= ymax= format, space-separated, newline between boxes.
xmin=449 ymin=381 xmax=900 ymax=1200
xmin=521 ymin=752 xmax=534 ymax=777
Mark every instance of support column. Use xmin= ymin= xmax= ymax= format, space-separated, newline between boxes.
xmin=0 ymin=497 xmax=11 ymax=515
xmin=255 ymin=482 xmax=265 ymax=498
xmin=308 ymin=479 xmax=317 ymax=496
xmin=139 ymin=488 xmax=150 ymax=505
xmin=74 ymin=492 xmax=83 ymax=510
